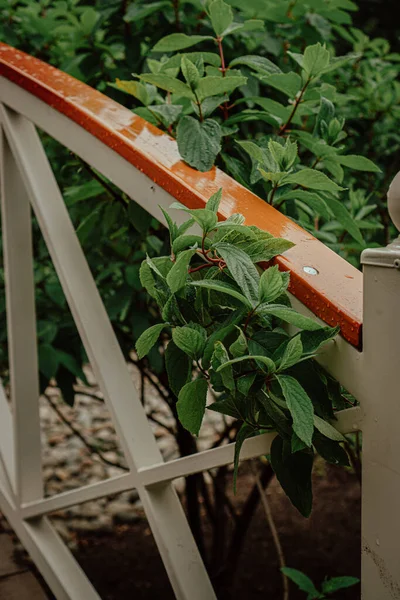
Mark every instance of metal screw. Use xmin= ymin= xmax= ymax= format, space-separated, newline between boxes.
xmin=303 ymin=266 xmax=319 ymax=275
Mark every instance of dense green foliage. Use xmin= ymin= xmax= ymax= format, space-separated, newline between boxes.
xmin=135 ymin=193 xmax=352 ymax=515
xmin=0 ymin=0 xmax=397 ymax=523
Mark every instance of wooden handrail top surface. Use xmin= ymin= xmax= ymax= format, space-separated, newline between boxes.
xmin=0 ymin=43 xmax=363 ymax=347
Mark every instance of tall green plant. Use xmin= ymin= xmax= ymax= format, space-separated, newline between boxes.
xmin=135 ymin=190 xmax=352 ymax=516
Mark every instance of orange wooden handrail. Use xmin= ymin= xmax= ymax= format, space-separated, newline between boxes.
xmin=0 ymin=43 xmax=363 ymax=347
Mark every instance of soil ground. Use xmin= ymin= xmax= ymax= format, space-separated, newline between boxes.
xmin=73 ymin=462 xmax=361 ymax=599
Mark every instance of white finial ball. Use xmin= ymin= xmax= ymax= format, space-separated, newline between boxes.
xmin=388 ymin=171 xmax=400 ymax=233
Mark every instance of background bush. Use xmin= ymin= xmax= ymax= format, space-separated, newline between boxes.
xmin=0 ymin=0 xmax=398 ymax=588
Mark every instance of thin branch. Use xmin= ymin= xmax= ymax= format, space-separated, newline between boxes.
xmin=278 ymin=78 xmax=311 ymax=136
xmin=44 ymin=393 xmax=129 ymax=471
xmin=252 ymin=460 xmax=289 ymax=600
xmin=172 ymin=0 xmax=181 ymax=30
xmin=147 ymin=411 xmax=175 ymax=435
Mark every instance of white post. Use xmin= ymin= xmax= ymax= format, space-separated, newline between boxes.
xmin=0 ymin=123 xmax=43 ymax=503
xmin=360 ymin=171 xmax=400 ymax=599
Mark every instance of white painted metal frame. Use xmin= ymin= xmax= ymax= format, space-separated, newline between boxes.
xmin=1 ymin=74 xmax=397 ymax=599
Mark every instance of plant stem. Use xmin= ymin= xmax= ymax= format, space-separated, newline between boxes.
xmin=243 ymin=304 xmax=260 ymax=335
xmin=172 ymin=0 xmax=181 ymax=30
xmin=279 ymin=78 xmax=311 ymax=136
xmin=286 ymin=0 xmax=298 ymax=17
xmin=252 ymin=460 xmax=289 ymax=600
xmin=194 ymin=92 xmax=204 ymax=122
xmin=189 ymin=263 xmax=214 ymax=274
xmin=269 ymin=183 xmax=279 ymax=206
xmin=121 ymin=0 xmax=131 ymax=38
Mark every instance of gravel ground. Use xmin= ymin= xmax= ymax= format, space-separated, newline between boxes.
xmin=4 ymin=361 xmax=227 ymax=555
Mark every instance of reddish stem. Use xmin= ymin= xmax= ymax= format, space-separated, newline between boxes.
xmin=278 ymin=77 xmax=311 ymax=136
xmin=189 ymin=263 xmax=213 ymax=274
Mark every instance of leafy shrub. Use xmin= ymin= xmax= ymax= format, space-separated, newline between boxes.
xmin=0 ymin=0 xmax=394 ymax=571
xmin=135 ymin=192 xmax=352 ymax=515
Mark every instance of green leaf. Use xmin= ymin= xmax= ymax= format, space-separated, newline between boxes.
xmin=279 ymin=335 xmax=303 ymax=371
xmin=337 ymin=154 xmax=381 ymax=172
xmin=124 ymin=1 xmax=169 ymax=22
xmin=226 ymin=110 xmax=281 ymax=129
xmin=322 ymin=576 xmax=359 ymax=594
xmin=196 ymin=76 xmax=247 ymax=102
xmin=263 ymin=72 xmax=302 ymax=97
xmin=230 ymin=55 xmax=281 ymax=76
xmin=270 ymin=436 xmax=313 ymax=517
xmin=313 ymin=414 xmax=345 ymax=442
xmin=162 ymin=294 xmax=182 ymax=323
xmin=114 ymin=79 xmax=149 ymax=105
xmin=153 ymin=33 xmax=213 ymax=53
xmin=209 ymin=0 xmax=233 ymax=36
xmin=323 ymin=196 xmax=363 ymax=244
xmin=136 ymin=323 xmax=165 ymax=359
xmin=246 ymin=238 xmax=294 ymax=263
xmin=208 ymin=397 xmax=243 ymax=419
xmin=176 ymin=116 xmax=222 ymax=172
xmin=313 ymin=433 xmax=349 ymax=467
xmin=281 ymin=568 xmax=319 ymax=597
xmin=172 ymin=234 xmax=205 ymax=254
xmin=202 ymin=309 xmax=245 ymax=368
xmin=181 ymin=56 xmax=200 ymax=89
xmin=303 ymin=43 xmax=331 ymax=77
xmin=177 ymin=378 xmax=208 ymax=436
xmin=260 ymin=306 xmax=323 ymax=331
xmin=140 ymin=74 xmax=194 ymax=99
xmin=223 ymin=20 xmax=264 ymax=35
xmin=38 ymin=344 xmax=59 ymax=380
xmin=171 ymin=202 xmax=218 ymax=232
xmin=229 ymin=328 xmax=248 ymax=358
xmin=259 ymin=265 xmax=284 ymax=303
xmin=300 ymin=326 xmax=340 ymax=355
xmin=129 ymin=201 xmax=153 ymax=234
xmin=283 ymin=169 xmax=345 ymax=192
xmin=237 ymin=373 xmax=256 ymax=396
xmin=160 ymin=206 xmax=178 ymax=246
xmin=148 ymin=104 xmax=182 ymax=128
xmin=212 ymin=341 xmax=235 ymax=391
xmin=166 ymin=249 xmax=196 ymax=293
xmin=165 ymin=340 xmax=192 ymax=397
xmin=276 ymin=375 xmax=314 ymax=447
xmin=233 ymin=423 xmax=255 ymax=492
xmin=314 ymin=96 xmax=335 ymax=137
xmin=259 ymin=391 xmax=291 ymax=437
xmin=206 ymin=188 xmax=223 ymax=213
xmin=214 ymin=242 xmax=259 ymax=302
xmin=217 ymin=354 xmax=276 ymax=374
xmin=279 ymin=190 xmax=331 ymax=221
xmin=172 ymin=325 xmax=206 ymax=359
xmin=190 ymin=280 xmax=252 ymax=308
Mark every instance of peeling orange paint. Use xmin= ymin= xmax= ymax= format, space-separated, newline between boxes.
xmin=0 ymin=43 xmax=363 ymax=347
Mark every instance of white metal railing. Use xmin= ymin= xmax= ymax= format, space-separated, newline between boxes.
xmin=0 ymin=64 xmax=399 ymax=599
